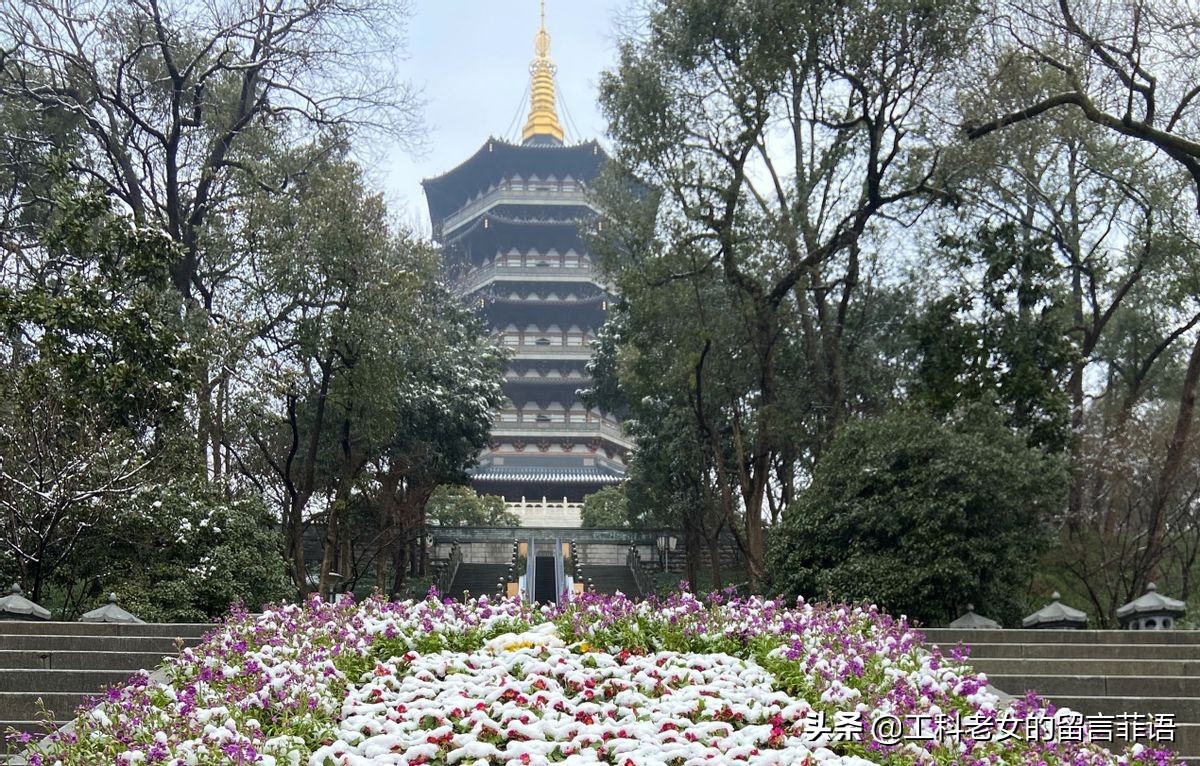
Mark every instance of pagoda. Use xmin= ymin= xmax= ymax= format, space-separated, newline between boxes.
xmin=422 ymin=5 xmax=628 ymax=517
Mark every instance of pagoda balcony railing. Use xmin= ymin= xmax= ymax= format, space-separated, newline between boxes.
xmin=507 ymin=345 xmax=594 ymax=360
xmin=491 ymin=420 xmax=632 ymax=448
xmin=504 ymin=373 xmax=593 ymax=384
xmin=442 ymin=186 xmax=595 ymax=235
xmin=459 ymin=264 xmax=610 ymax=295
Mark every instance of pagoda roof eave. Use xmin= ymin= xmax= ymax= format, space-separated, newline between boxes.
xmin=423 ymin=137 xmax=607 ymax=226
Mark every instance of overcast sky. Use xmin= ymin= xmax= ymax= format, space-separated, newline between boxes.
xmin=372 ymin=1 xmax=632 ymax=233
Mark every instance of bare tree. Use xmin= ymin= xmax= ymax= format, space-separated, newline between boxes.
xmin=964 ymin=0 xmax=1200 ymax=584
xmin=0 ymin=386 xmax=151 ymax=603
xmin=0 ymin=0 xmax=422 ymax=474
xmin=967 ymin=0 xmax=1200 ymax=209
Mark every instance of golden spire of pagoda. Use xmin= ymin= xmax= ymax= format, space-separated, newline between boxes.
xmin=522 ymin=0 xmax=564 ymax=144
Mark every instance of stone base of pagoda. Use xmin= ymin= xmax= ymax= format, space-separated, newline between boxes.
xmin=507 ymin=497 xmax=582 ymax=528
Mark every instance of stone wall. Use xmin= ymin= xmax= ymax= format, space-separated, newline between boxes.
xmin=577 ymin=543 xmax=654 ymax=566
xmin=508 ymin=500 xmax=582 ymax=528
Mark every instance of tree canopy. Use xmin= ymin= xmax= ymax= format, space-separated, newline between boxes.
xmin=765 ymin=408 xmax=1066 ymax=626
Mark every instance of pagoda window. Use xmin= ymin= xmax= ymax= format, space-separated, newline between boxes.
xmin=500 ymin=411 xmax=519 ymax=423
xmin=534 ymin=337 xmax=552 ymax=346
xmin=535 ymin=413 xmax=551 ymax=423
xmin=563 ymin=252 xmax=579 ymax=268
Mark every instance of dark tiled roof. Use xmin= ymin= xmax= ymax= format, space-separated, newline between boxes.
xmin=423 ymin=138 xmax=606 ymax=229
xmin=470 ymin=466 xmax=625 ymax=484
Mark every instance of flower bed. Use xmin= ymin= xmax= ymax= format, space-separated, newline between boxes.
xmin=9 ymin=590 xmax=1177 ymax=765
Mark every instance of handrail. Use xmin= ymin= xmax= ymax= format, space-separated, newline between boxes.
xmin=524 ymin=537 xmax=537 ymax=603
xmin=567 ymin=540 xmax=585 ymax=599
xmin=554 ymin=536 xmax=566 ymax=602
xmin=437 ymin=542 xmax=463 ymax=597
xmin=443 ymin=185 xmax=592 ymax=234
xmin=627 ymin=545 xmax=654 ymax=599
xmin=505 ymin=346 xmax=595 ymax=359
xmin=503 ymin=539 xmax=520 ymax=598
xmin=430 ymin=527 xmax=666 ymax=545
xmin=460 ymin=263 xmax=610 ymax=294
xmin=491 ymin=420 xmax=633 ymax=450
xmin=492 ymin=418 xmax=624 ymax=433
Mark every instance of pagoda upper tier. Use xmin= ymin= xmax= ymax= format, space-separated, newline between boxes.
xmin=444 ymin=215 xmax=590 ymax=268
xmin=422 ymin=138 xmax=605 ymax=240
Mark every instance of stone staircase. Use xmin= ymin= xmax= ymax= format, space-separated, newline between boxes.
xmin=926 ymin=628 xmax=1200 ymax=764
xmin=448 ymin=563 xmax=509 ymax=601
xmin=586 ymin=564 xmax=642 ymax=598
xmin=0 ymin=621 xmax=208 ymax=743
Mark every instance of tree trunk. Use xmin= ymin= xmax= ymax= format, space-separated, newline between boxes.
xmin=682 ymin=505 xmax=702 ymax=590
xmin=707 ymin=534 xmax=724 ymax=591
xmin=318 ymin=496 xmax=347 ymax=601
xmin=374 ymin=549 xmax=389 ymax=592
xmin=283 ymin=362 xmax=333 ymax=595
xmin=211 ymin=374 xmax=225 ymax=480
xmin=285 ymin=496 xmax=308 ymax=595
xmin=319 ymin=419 xmax=359 ymax=599
xmin=1144 ymin=333 xmax=1200 ymax=582
xmin=389 ymin=517 xmax=410 ymax=599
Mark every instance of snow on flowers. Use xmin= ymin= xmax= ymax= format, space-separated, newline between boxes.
xmin=9 ymin=590 xmax=1179 ymax=765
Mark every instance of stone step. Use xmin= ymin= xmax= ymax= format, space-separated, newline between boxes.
xmin=1098 ymin=721 xmax=1199 ymax=759
xmin=448 ymin=563 xmax=510 ymax=601
xmin=0 ymin=622 xmax=210 ymax=638
xmin=0 ymin=669 xmax=139 ymax=694
xmin=1039 ymin=720 xmax=1198 ymax=759
xmin=0 ymin=650 xmax=170 ymax=671
xmin=1047 ymin=695 xmax=1200 ymax=718
xmin=1040 ymin=698 xmax=1197 ymax=762
xmin=585 ymin=565 xmax=641 ymax=598
xmin=989 ymin=674 xmax=1200 ymax=699
xmin=0 ymin=635 xmax=196 ymax=654
xmin=0 ymin=692 xmax=91 ymax=724
xmin=0 ymin=720 xmax=49 ymax=736
xmin=949 ymin=642 xmax=1200 ymax=660
xmin=971 ymin=657 xmax=1200 ymax=677
xmin=925 ymin=628 xmax=1200 ymax=645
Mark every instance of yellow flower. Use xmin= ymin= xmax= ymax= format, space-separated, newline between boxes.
xmin=579 ymin=641 xmax=591 ymax=653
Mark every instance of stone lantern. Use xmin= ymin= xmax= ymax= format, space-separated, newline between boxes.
xmin=0 ymin=583 xmax=51 ymax=621
xmin=81 ymin=593 xmax=145 ymax=624
xmin=1116 ymin=583 xmax=1185 ymax=630
xmin=949 ymin=604 xmax=1001 ymax=629
xmin=1022 ymin=591 xmax=1088 ymax=629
